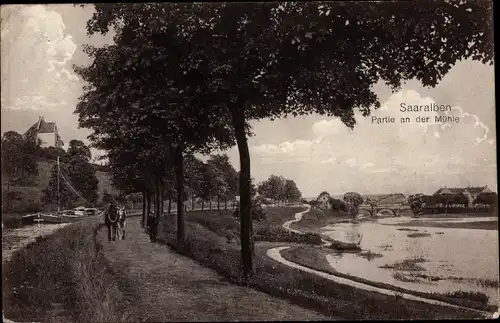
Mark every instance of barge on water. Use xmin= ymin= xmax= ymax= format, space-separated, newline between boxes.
xmin=19 ymin=156 xmax=104 ymax=225
xmin=21 ymin=208 xmax=103 ymax=225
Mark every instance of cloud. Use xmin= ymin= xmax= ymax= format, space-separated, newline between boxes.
xmin=1 ymin=5 xmax=80 ymax=112
xmin=250 ymin=89 xmax=495 ymax=195
xmin=361 ymin=162 xmax=374 ymax=169
xmin=312 ymin=119 xmax=344 ymax=137
xmin=443 ymin=106 xmax=490 ymax=144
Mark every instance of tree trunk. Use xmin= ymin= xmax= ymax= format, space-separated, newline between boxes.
xmin=175 ymin=145 xmax=185 ymax=247
xmin=161 ymin=181 xmax=165 ymax=218
xmin=217 ymin=195 xmax=220 ymax=210
xmin=225 ymin=198 xmax=228 ymax=210
xmin=232 ymin=107 xmax=253 ymax=282
xmin=192 ymin=195 xmax=195 ymax=212
xmin=155 ymin=179 xmax=161 ymax=219
xmin=141 ymin=191 xmax=147 ymax=228
xmin=168 ymin=197 xmax=172 ymax=214
xmin=147 ymin=191 xmax=152 ymax=218
xmin=201 ymin=200 xmax=205 ymax=211
xmin=209 ymin=197 xmax=212 ymax=210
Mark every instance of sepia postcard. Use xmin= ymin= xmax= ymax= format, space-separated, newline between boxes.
xmin=1 ymin=1 xmax=498 ymax=321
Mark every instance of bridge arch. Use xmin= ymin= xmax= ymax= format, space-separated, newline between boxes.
xmin=358 ymin=207 xmax=400 ymax=217
xmin=357 ymin=208 xmax=373 ymax=217
xmin=376 ymin=208 xmax=398 ymax=217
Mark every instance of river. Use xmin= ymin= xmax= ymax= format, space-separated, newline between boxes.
xmin=321 ymin=215 xmax=499 ymax=306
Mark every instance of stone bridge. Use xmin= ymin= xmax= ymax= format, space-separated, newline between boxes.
xmin=358 ymin=204 xmax=410 ymax=217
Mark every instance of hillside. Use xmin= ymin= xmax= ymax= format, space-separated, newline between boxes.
xmin=1 ymin=160 xmax=118 ymax=206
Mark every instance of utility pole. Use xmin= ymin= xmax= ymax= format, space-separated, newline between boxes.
xmin=57 ymin=156 xmax=60 ymax=213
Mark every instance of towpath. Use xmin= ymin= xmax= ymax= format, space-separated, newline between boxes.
xmin=98 ymin=215 xmax=333 ymax=321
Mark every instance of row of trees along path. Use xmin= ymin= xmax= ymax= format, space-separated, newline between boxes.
xmin=75 ymin=2 xmax=493 ymax=282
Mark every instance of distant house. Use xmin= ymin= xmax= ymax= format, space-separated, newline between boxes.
xmin=433 ymin=186 xmax=492 ymax=206
xmin=25 ymin=116 xmax=64 ymax=148
xmin=315 ymin=191 xmax=331 ymax=210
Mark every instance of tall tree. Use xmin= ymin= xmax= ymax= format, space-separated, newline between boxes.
xmin=284 ymin=179 xmax=301 ymax=205
xmin=82 ymin=1 xmax=493 ymax=281
xmin=343 ymin=192 xmax=364 ymax=218
xmin=207 ymin=154 xmax=237 ymax=210
xmin=76 ymin=8 xmax=241 ymax=246
xmin=67 ymin=139 xmax=92 ymax=161
xmin=1 ymin=131 xmax=40 ymax=180
xmin=1 ymin=131 xmax=25 ymax=178
xmin=184 ymin=154 xmax=205 ymax=211
xmin=42 ymin=163 xmax=77 ymax=209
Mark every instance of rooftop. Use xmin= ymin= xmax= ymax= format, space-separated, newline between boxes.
xmin=26 ymin=116 xmax=57 ymax=134
xmin=434 ymin=186 xmax=488 ymax=195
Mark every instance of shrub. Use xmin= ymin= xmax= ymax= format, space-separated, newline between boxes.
xmin=2 ymin=214 xmax=23 ymax=228
xmin=232 ymin=204 xmax=268 ymax=222
xmin=10 ymin=177 xmax=37 ymax=187
xmin=329 ymin=198 xmax=347 ymax=212
xmin=21 ymin=200 xmax=44 ymax=213
xmin=443 ymin=291 xmax=489 ymax=308
xmin=254 ymin=225 xmax=323 ymax=245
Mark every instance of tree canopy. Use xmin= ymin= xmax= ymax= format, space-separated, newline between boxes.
xmin=78 ymin=1 xmax=493 ymax=281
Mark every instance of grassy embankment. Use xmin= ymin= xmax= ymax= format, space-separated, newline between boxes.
xmin=393 ymin=220 xmax=498 ymax=231
xmin=2 ymin=218 xmax=127 ymax=322
xmin=284 ymin=208 xmax=494 ymax=311
xmin=281 ymin=245 xmax=493 ymax=312
xmin=157 ymin=207 xmax=484 ymax=319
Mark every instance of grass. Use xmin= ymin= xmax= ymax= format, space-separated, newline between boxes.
xmin=2 ymin=213 xmax=24 ymax=229
xmin=397 ymin=221 xmax=498 ymax=231
xmin=2 ymin=220 xmax=127 ymax=322
xmin=289 ymin=208 xmax=351 ymax=232
xmin=411 ymin=273 xmax=500 ymax=288
xmin=407 ymin=232 xmax=432 ymax=238
xmin=156 ymin=208 xmax=486 ymax=319
xmin=358 ymin=250 xmax=384 ymax=261
xmin=184 ymin=208 xmax=323 ymax=246
xmin=379 ymin=257 xmax=428 ymax=271
xmin=280 ymin=245 xmax=492 ymax=313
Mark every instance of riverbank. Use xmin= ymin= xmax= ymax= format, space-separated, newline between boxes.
xmin=385 ymin=220 xmax=497 ymax=230
xmin=2 ymin=210 xmax=331 ymax=321
xmin=2 ymin=219 xmax=125 ymax=322
xmin=2 ymin=213 xmax=24 ymax=229
xmin=287 ymin=207 xmax=498 ymax=312
xmin=156 ymin=207 xmax=484 ymax=319
xmin=280 ymin=245 xmax=493 ymax=311
xmin=2 ymin=223 xmax=72 ymax=264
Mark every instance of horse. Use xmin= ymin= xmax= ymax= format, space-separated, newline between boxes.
xmin=116 ymin=206 xmax=126 ymax=240
xmin=105 ymin=204 xmax=126 ymax=241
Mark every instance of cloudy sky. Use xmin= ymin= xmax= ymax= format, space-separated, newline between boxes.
xmin=1 ymin=4 xmax=496 ymax=197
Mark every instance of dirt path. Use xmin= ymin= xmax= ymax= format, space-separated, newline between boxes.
xmin=98 ymin=216 xmax=333 ymax=322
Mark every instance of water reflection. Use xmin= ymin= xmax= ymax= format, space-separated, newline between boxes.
xmin=321 ymin=218 xmax=500 ymax=305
